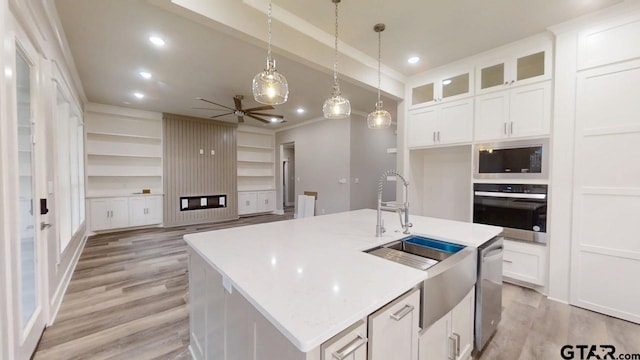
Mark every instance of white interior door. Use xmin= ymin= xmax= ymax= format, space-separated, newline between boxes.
xmin=13 ymin=37 xmax=47 ymax=359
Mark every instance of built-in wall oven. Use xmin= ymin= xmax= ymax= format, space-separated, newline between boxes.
xmin=473 ymin=184 xmax=548 ymax=244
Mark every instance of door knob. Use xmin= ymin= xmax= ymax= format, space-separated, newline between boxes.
xmin=40 ymin=222 xmax=52 ymax=230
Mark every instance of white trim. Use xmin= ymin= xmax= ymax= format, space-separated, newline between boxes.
xmin=275 ymin=116 xmax=327 ymax=133
xmin=48 ymin=231 xmax=88 ymax=325
xmin=546 ymin=296 xmax=570 ymax=305
xmin=85 ymin=102 xmax=162 ymax=121
xmin=273 ymin=209 xmax=285 ymax=215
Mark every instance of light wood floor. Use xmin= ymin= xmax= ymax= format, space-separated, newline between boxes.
xmin=34 ymin=209 xmax=640 ymax=359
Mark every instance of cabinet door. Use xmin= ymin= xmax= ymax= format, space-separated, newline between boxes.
xmin=89 ymin=199 xmax=110 ymax=231
xmin=412 ymin=82 xmax=437 ymax=107
xmin=321 ymin=320 xmax=367 ymax=360
xmin=189 ymin=249 xmax=207 ymax=360
xmin=476 ymin=59 xmax=508 ymax=94
xmin=257 ymin=191 xmax=276 ymax=212
xmin=145 ymin=196 xmax=163 ymax=225
xmin=238 ymin=192 xmax=257 ymax=215
xmin=438 ymin=98 xmax=473 ymax=145
xmin=474 ymin=90 xmax=510 ymax=141
xmin=503 ymin=240 xmax=546 ymax=286
xmin=440 ymin=72 xmax=472 ymax=103
xmin=513 ymin=48 xmax=551 ymax=86
xmin=368 ymin=288 xmax=420 ymax=360
xmin=128 ymin=197 xmax=147 ymax=227
xmin=450 ymin=289 xmax=475 ymax=360
xmin=509 ymin=81 xmax=551 ymax=138
xmin=418 ymin=311 xmax=450 ymax=360
xmin=109 ymin=197 xmax=130 ymax=229
xmin=408 ymin=107 xmax=439 ymax=148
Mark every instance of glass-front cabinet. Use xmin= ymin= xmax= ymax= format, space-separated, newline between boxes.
xmin=475 ymin=45 xmax=551 ymax=94
xmin=411 ymin=69 xmax=473 ymax=108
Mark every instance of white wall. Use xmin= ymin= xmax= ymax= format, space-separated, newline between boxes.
xmin=410 ymin=146 xmax=472 ymax=222
xmin=275 ymin=118 xmax=351 ymax=215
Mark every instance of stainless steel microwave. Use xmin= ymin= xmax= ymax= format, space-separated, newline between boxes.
xmin=474 ymin=139 xmax=549 ymax=180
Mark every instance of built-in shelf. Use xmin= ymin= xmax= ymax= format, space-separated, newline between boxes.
xmin=85 ymin=104 xmax=163 ymax=199
xmin=237 ymin=127 xmax=275 ymax=197
xmin=87 ymin=153 xmax=162 ymax=159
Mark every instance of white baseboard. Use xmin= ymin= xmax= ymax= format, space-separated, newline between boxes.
xmin=48 ymin=232 xmax=88 ymax=325
xmin=547 ymin=296 xmax=569 ymax=305
xmin=274 ymin=209 xmax=285 ymax=215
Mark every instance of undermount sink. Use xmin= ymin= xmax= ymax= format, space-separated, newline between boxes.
xmin=365 ymin=235 xmax=477 ymax=329
xmin=366 ymin=235 xmax=465 ymax=270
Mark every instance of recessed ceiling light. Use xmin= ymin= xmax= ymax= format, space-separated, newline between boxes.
xmin=149 ymin=36 xmax=165 ymax=47
xmin=134 ymin=92 xmax=145 ymax=99
xmin=407 ymin=56 xmax=420 ymax=64
xmin=270 ymin=118 xmax=278 ymax=123
xmin=139 ymin=71 xmax=152 ymax=79
xmin=296 ymin=108 xmax=305 ymax=114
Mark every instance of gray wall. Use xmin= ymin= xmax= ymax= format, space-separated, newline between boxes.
xmin=275 ymin=118 xmax=351 ymax=215
xmin=163 ymin=113 xmax=237 ymax=226
xmin=349 ymin=115 xmax=397 ymax=210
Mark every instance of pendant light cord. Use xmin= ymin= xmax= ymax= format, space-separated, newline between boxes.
xmin=267 ymin=0 xmax=273 ymax=63
xmin=333 ymin=1 xmax=339 ymax=92
xmin=377 ymin=30 xmax=381 ymax=103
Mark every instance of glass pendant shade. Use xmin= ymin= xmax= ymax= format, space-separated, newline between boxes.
xmin=253 ymin=59 xmax=288 ymax=105
xmin=368 ymin=23 xmax=392 ymax=129
xmin=322 ymin=90 xmax=351 ymax=119
xmin=367 ymin=101 xmax=392 ymax=129
xmin=324 ymin=0 xmax=350 ymax=119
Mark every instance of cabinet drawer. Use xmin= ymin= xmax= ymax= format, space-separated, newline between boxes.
xmin=238 ymin=192 xmax=257 ymax=215
xmin=502 ymin=240 xmax=546 ymax=286
xmin=368 ymin=288 xmax=420 ymax=360
xmin=321 ymin=320 xmax=367 ymax=360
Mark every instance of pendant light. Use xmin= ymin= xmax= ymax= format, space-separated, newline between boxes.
xmin=367 ymin=23 xmax=392 ymax=129
xmin=322 ymin=0 xmax=351 ymax=119
xmin=252 ymin=0 xmax=289 ymax=105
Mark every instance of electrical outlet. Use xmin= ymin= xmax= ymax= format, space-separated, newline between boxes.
xmin=199 ymin=149 xmax=204 ymax=155
xmin=211 ymin=150 xmax=215 ymax=155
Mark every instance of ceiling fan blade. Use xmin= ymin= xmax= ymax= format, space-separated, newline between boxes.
xmin=246 ymin=114 xmax=270 ymax=124
xmin=210 ymin=112 xmax=233 ymax=119
xmin=237 ymin=116 xmax=244 ymax=123
xmin=243 ymin=105 xmax=275 ymax=112
xmin=196 ymin=97 xmax=235 ymax=111
xmin=193 ymin=107 xmax=230 ymax=111
xmin=248 ymin=112 xmax=284 ymax=119
xmin=234 ymin=97 xmax=242 ymax=110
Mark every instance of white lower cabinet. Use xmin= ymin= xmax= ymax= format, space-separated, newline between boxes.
xmin=418 ymin=288 xmax=475 ymax=360
xmin=502 ymin=239 xmax=547 ymax=286
xmin=89 ymin=197 xmax=129 ymax=231
xmin=238 ymin=190 xmax=276 ymax=215
xmin=321 ymin=320 xmax=367 ymax=360
xmin=129 ymin=195 xmax=163 ymax=226
xmin=368 ymin=288 xmax=420 ymax=360
xmin=90 ymin=195 xmax=163 ymax=231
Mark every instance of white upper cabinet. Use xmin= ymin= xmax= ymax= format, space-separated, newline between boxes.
xmin=411 ymin=69 xmax=474 ymax=108
xmin=476 ymin=45 xmax=552 ymax=95
xmin=408 ymin=99 xmax=473 ymax=149
xmin=475 ymin=81 xmax=551 ymax=141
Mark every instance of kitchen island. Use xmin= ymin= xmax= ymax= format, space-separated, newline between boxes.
xmin=185 ymin=209 xmax=502 ymax=360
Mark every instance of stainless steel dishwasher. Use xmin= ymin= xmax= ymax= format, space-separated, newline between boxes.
xmin=475 ymin=236 xmax=503 ymax=351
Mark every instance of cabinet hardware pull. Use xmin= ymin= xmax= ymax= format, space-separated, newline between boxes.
xmin=433 ymin=132 xmax=436 ymax=142
xmin=448 ymin=335 xmax=456 ymax=360
xmin=453 ymin=332 xmax=461 ymax=356
xmin=437 ymin=131 xmax=441 ymax=142
xmin=390 ymin=304 xmax=414 ymax=321
xmin=332 ymin=333 xmax=368 ymax=360
xmin=510 ymin=121 xmax=514 ymax=134
xmin=503 ymin=259 xmax=513 ymax=263
xmin=504 ymin=81 xmax=509 ymax=85
xmin=503 ymin=122 xmax=507 ymax=135
xmin=510 ymin=80 xmax=515 ymax=85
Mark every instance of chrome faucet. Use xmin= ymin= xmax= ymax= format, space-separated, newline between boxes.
xmin=376 ymin=170 xmax=412 ymax=237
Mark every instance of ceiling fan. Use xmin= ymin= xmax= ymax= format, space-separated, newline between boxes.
xmin=195 ymin=95 xmax=286 ymax=124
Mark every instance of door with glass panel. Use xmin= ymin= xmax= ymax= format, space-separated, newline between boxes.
xmin=14 ymin=40 xmax=47 ymax=359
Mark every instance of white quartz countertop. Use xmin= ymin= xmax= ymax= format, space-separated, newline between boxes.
xmin=184 ymin=209 xmax=502 ymax=352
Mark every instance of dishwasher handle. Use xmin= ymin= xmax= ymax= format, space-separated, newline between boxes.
xmin=482 ymin=245 xmax=503 ymax=261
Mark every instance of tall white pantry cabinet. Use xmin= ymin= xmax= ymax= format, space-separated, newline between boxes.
xmin=84 ymin=104 xmax=164 ymax=232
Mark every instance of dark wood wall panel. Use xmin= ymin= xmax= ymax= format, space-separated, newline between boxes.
xmin=163 ymin=113 xmax=237 ymax=226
